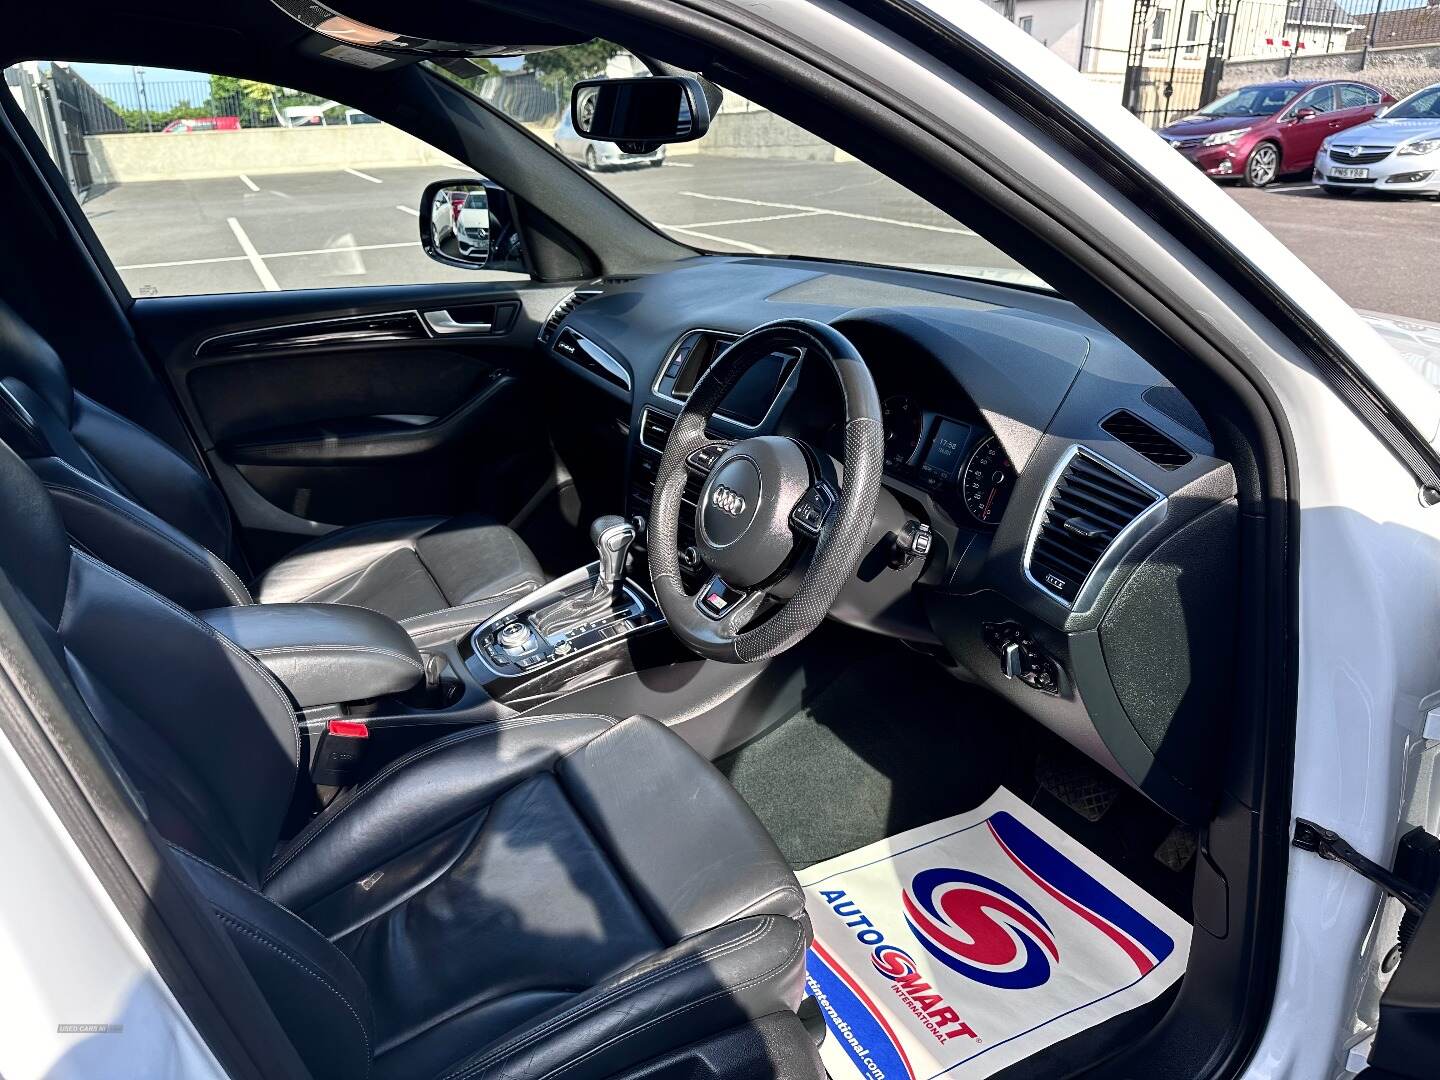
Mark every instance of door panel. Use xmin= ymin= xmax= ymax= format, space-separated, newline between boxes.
xmin=131 ymin=282 xmax=575 ymax=561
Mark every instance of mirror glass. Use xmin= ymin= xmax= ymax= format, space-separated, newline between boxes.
xmin=424 ymin=182 xmax=491 ymax=265
xmin=570 ymin=76 xmax=704 ymax=144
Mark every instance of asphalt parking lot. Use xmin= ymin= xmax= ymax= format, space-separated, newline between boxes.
xmin=82 ymin=156 xmax=1437 ymax=322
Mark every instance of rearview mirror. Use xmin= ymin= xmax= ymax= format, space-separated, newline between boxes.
xmin=570 ymin=76 xmax=712 ymax=153
xmin=418 ymin=179 xmax=527 ymax=273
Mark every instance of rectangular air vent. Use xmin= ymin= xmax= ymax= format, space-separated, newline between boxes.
xmin=1100 ymin=410 xmax=1193 ymax=471
xmin=1027 ymin=450 xmax=1159 ymax=605
xmin=538 ymin=288 xmax=601 ymax=344
xmin=638 ymin=408 xmax=676 ymax=454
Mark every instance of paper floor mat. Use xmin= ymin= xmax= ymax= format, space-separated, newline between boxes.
xmin=799 ymin=788 xmax=1190 ymax=1080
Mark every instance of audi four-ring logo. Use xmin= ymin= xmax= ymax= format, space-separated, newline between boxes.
xmin=710 ymin=484 xmax=747 ymax=517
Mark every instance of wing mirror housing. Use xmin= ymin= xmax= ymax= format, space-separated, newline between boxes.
xmin=570 ymin=75 xmax=713 ymax=154
xmin=418 ymin=179 xmax=527 ymax=273
xmin=1293 ymin=106 xmax=1318 ymax=122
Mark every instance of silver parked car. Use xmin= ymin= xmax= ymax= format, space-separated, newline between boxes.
xmin=552 ymin=108 xmax=666 ymax=170
xmin=1315 ymin=83 xmax=1440 ymax=196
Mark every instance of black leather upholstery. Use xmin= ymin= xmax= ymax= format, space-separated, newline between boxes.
xmin=0 ymin=439 xmax=809 ymax=1080
xmin=0 ymin=300 xmax=544 ymax=627
xmin=200 ymin=603 xmax=425 ymax=708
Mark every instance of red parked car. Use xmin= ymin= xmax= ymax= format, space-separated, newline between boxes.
xmin=1158 ymin=79 xmax=1393 ymax=187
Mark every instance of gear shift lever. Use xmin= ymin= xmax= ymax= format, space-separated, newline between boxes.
xmin=533 ymin=515 xmax=637 ymax=639
xmin=591 ymin=514 xmax=636 ymax=600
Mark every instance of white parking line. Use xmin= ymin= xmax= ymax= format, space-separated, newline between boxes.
xmin=680 ymin=191 xmax=976 ymax=235
xmin=345 ymin=167 xmax=384 ymax=184
xmin=665 ymin=161 xmax=696 ymax=168
xmin=238 ymin=173 xmax=259 ymax=192
xmin=227 ymin=217 xmax=280 ymax=291
xmin=395 ymin=204 xmax=420 ymax=216
xmin=682 ymin=211 xmax=825 ymax=228
xmin=655 ymin=223 xmax=773 ymax=254
xmin=1270 ymin=185 xmax=1320 ymax=195
xmin=118 ymin=240 xmax=416 ymax=271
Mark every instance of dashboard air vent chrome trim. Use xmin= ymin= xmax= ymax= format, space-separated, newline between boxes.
xmin=1024 ymin=446 xmax=1166 ymax=613
xmin=1100 ymin=410 xmax=1194 ymax=471
xmin=638 ymin=407 xmax=676 ymax=455
xmin=538 ymin=288 xmax=602 ymax=345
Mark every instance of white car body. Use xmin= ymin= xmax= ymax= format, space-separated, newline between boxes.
xmin=455 ymin=195 xmax=489 ymax=257
xmin=1315 ymin=85 xmax=1440 ymax=196
xmin=552 ymin=109 xmax=666 ymax=169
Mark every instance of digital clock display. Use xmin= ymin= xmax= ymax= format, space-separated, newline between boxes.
xmin=919 ymin=418 xmax=972 ymax=486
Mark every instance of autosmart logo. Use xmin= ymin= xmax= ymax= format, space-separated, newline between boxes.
xmin=820 ymin=891 xmax=980 ymax=1046
xmin=901 ymin=868 xmax=1059 ymax=990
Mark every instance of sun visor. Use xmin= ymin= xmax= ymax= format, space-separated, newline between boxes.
xmin=271 ymin=0 xmax=588 ymax=61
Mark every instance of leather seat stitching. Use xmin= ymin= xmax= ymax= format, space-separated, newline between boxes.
xmin=539 ymin=919 xmax=807 ymax=1080
xmin=214 ymin=911 xmax=371 ymax=1078
xmin=263 ymin=713 xmax=619 ymax=884
xmin=70 ymin=551 xmax=301 ymax=767
xmin=250 ymin=643 xmax=424 ymax=671
xmin=440 ymin=917 xmax=776 ymax=1080
xmin=45 ymin=478 xmax=251 ymax=605
xmin=167 ymin=845 xmax=371 ymax=990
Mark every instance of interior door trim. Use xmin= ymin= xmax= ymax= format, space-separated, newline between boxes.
xmin=194 ymin=310 xmax=431 ymax=358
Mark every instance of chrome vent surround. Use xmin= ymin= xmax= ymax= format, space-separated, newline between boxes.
xmin=538 ymin=288 xmax=602 ymax=345
xmin=1025 ymin=447 xmax=1163 ymax=609
xmin=1100 ymin=410 xmax=1193 ymax=471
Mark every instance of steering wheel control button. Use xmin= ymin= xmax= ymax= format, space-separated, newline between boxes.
xmin=697 ymin=576 xmax=746 ymax=620
xmin=686 ymin=443 xmax=726 ymax=473
xmin=790 ymin=483 xmax=837 ymax=538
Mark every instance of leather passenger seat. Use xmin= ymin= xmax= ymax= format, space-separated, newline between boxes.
xmin=0 ymin=439 xmax=816 ymax=1080
xmin=0 ymin=300 xmax=545 ymax=628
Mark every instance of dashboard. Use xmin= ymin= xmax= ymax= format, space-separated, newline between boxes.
xmin=542 ymin=255 xmax=1239 ymax=825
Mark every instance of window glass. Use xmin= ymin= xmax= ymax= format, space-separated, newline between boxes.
xmin=1290 ymin=86 xmax=1335 ymax=115
xmin=4 ymin=62 xmax=527 ymax=296
xmin=447 ymin=48 xmax=1048 ymax=291
xmin=1389 ymin=86 xmax=1440 ymax=119
xmin=1198 ymin=84 xmax=1298 ymax=117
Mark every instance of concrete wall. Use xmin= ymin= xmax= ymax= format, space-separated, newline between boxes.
xmin=85 ymin=124 xmax=466 ymax=184
xmin=1220 ymin=43 xmax=1440 ymax=99
xmin=87 ymin=110 xmax=854 ymax=184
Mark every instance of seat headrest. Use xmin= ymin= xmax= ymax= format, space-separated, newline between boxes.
xmin=0 ymin=301 xmax=74 ymax=425
xmin=0 ymin=438 xmax=73 ymax=626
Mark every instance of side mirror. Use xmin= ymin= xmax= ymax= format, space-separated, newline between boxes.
xmin=1293 ymin=106 xmax=1318 ymax=122
xmin=418 ymin=179 xmax=527 ymax=273
xmin=570 ymin=75 xmax=712 ymax=153
xmin=1376 ymin=104 xmax=1392 ymax=118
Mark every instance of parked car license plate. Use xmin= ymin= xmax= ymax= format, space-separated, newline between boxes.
xmin=1330 ymin=167 xmax=1369 ymax=180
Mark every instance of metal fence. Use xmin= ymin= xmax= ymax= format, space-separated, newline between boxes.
xmin=1346 ymin=0 xmax=1440 ymax=53
xmin=84 ymin=80 xmax=285 ymax=133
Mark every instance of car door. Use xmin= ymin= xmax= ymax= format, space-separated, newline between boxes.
xmin=1279 ymin=85 xmax=1339 ymax=172
xmin=7 ymin=60 xmax=580 ymax=567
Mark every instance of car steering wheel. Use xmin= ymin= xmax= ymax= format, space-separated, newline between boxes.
xmin=648 ymin=318 xmax=884 ymax=663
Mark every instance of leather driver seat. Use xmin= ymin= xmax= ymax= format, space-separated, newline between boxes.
xmin=0 ymin=439 xmax=815 ymax=1080
xmin=0 ymin=300 xmax=545 ymax=630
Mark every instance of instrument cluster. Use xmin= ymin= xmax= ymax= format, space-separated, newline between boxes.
xmin=880 ymin=394 xmax=1016 ymax=528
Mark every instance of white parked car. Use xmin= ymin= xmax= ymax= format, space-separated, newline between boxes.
xmin=553 ymin=107 xmax=666 ymax=170
xmin=454 ymin=190 xmax=489 ymax=257
xmin=1316 ymin=83 xmax=1440 ymax=196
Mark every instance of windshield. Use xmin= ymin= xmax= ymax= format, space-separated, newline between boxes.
xmin=435 ymin=49 xmax=1048 ymax=290
xmin=1389 ymin=86 xmax=1440 ymax=119
xmin=1198 ymin=85 xmax=1298 ymax=117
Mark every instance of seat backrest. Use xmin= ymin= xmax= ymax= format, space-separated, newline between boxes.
xmin=0 ymin=300 xmax=251 ymax=610
xmin=0 ymin=436 xmax=374 ymax=1079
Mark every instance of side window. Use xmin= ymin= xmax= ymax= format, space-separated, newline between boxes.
xmin=1292 ymin=87 xmax=1335 ymax=115
xmin=1339 ymin=85 xmax=1379 ymax=108
xmin=5 ymin=61 xmax=528 ymax=297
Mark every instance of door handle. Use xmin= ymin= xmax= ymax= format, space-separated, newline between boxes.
xmin=423 ymin=310 xmax=493 ymax=335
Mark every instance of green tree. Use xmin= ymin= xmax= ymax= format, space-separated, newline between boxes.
xmin=430 ymin=58 xmax=502 ymax=97
xmin=524 ymin=41 xmax=623 ymax=88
